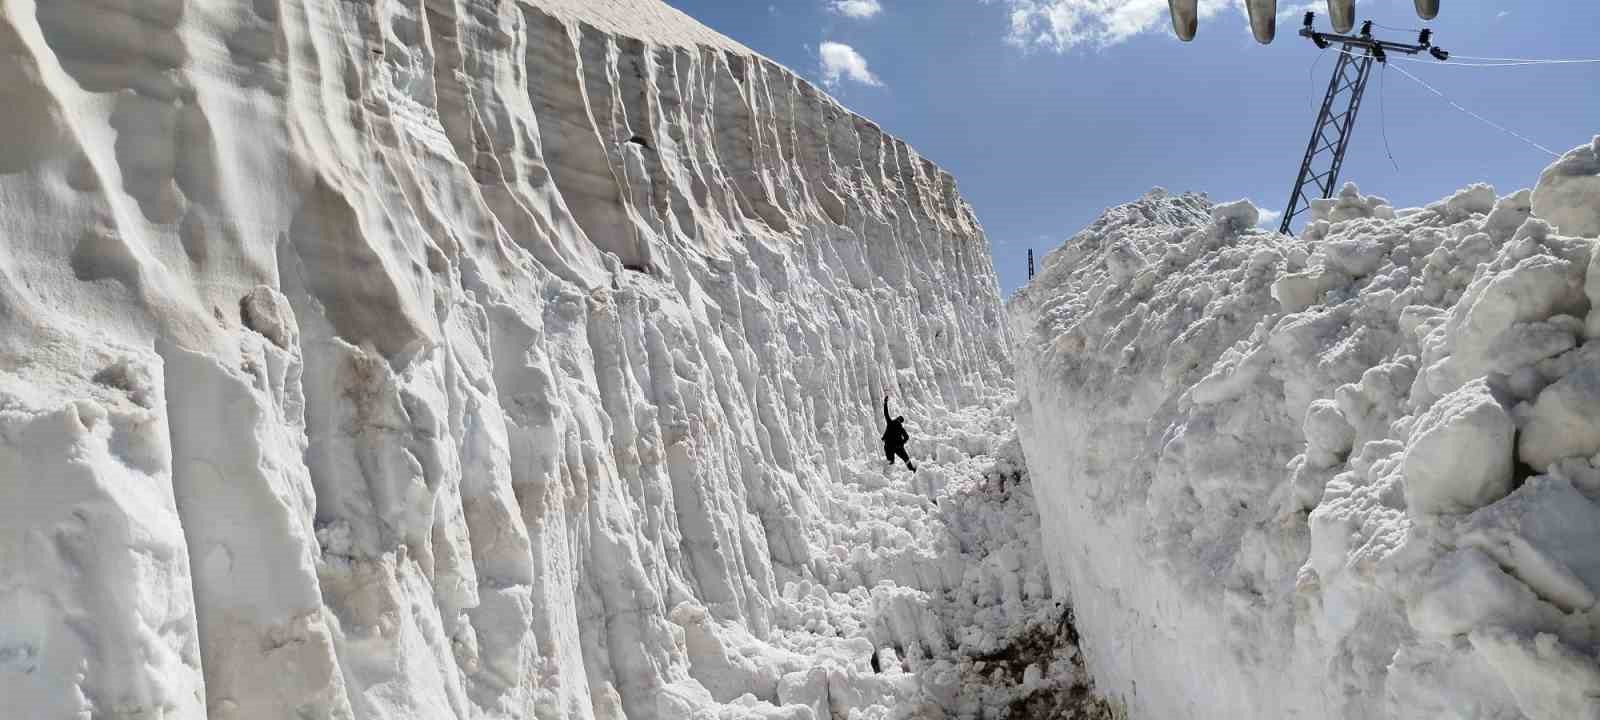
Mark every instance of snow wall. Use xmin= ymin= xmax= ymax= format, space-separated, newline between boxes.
xmin=0 ymin=0 xmax=1012 ymax=717
xmin=1010 ymin=139 xmax=1600 ymax=720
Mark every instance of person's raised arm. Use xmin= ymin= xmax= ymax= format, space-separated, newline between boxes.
xmin=883 ymin=394 xmax=891 ymax=423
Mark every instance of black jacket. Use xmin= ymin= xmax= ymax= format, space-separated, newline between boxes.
xmin=882 ymin=397 xmax=908 ymax=446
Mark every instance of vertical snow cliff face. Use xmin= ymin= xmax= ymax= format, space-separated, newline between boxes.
xmin=0 ymin=1 xmax=1010 ymax=717
xmin=1010 ymin=142 xmax=1600 ymax=720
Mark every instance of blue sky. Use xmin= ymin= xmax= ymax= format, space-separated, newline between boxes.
xmin=666 ymin=1 xmax=1600 ymax=293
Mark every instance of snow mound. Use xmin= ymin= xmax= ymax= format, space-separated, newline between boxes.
xmin=1533 ymin=136 xmax=1600 ymax=238
xmin=1011 ymin=151 xmax=1600 ymax=720
xmin=0 ymin=1 xmax=1027 ymax=718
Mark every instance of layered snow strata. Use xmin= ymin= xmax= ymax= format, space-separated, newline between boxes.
xmin=0 ymin=1 xmax=1011 ymax=718
xmin=1010 ymin=143 xmax=1600 ymax=719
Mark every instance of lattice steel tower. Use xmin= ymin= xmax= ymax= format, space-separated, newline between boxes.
xmin=1279 ymin=14 xmax=1449 ymax=235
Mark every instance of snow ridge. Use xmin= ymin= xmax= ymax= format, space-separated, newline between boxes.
xmin=0 ymin=1 xmax=1012 ymax=718
xmin=1010 ymin=146 xmax=1600 ymax=719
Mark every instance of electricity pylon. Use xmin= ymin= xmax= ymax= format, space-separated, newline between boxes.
xmin=1278 ymin=14 xmax=1449 ymax=235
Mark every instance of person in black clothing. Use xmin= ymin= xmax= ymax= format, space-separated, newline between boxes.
xmin=882 ymin=395 xmax=916 ymax=471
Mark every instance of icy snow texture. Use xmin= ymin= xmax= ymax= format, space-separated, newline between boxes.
xmin=0 ymin=1 xmax=1016 ymax=718
xmin=1011 ymin=144 xmax=1600 ymax=720
xmin=1533 ymin=136 xmax=1600 ymax=239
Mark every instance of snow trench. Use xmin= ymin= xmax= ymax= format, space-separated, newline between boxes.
xmin=0 ymin=1 xmax=1075 ymax=718
xmin=1010 ymin=138 xmax=1600 ymax=720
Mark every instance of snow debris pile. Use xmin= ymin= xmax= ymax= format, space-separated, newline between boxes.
xmin=1009 ymin=142 xmax=1600 ymax=719
xmin=0 ymin=0 xmax=1073 ymax=718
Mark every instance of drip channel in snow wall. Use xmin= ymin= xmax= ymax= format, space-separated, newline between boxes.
xmin=0 ymin=0 xmax=1012 ymax=717
xmin=1010 ymin=142 xmax=1600 ymax=720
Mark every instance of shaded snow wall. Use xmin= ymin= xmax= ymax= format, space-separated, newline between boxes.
xmin=1010 ymin=141 xmax=1600 ymax=720
xmin=0 ymin=0 xmax=1010 ymax=717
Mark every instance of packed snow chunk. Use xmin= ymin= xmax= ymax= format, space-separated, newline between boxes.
xmin=1210 ymin=198 xmax=1260 ymax=232
xmin=1532 ymin=136 xmax=1600 ymax=238
xmin=1484 ymin=189 xmax=1535 ymax=241
xmin=1322 ymin=236 xmax=1390 ymax=278
xmin=1408 ymin=547 xmax=1557 ymax=638
xmin=1309 ymin=181 xmax=1396 ymax=226
xmin=1385 ymin=643 xmax=1525 ymax=720
xmin=1582 ymin=239 xmax=1600 ymax=339
xmin=240 ymin=286 xmax=300 ymax=350
xmin=776 ymin=667 xmax=829 ymax=719
xmin=1431 ymin=183 xmax=1498 ymax=221
xmin=1471 ymin=628 xmax=1600 ymax=720
xmin=1303 ymin=399 xmax=1355 ymax=469
xmin=718 ymin=694 xmax=815 ymax=720
xmin=1272 ymin=269 xmax=1343 ymax=314
xmin=671 ymin=603 xmax=787 ymax=704
xmin=1521 ymin=364 xmax=1600 ymax=471
xmin=1402 ymin=379 xmax=1514 ymax=515
xmin=1422 ymin=250 xmax=1587 ymax=399
xmin=1103 ymin=238 xmax=1147 ymax=285
xmin=1457 ymin=477 xmax=1600 ymax=614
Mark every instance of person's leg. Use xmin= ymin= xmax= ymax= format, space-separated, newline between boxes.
xmin=885 ymin=444 xmax=895 ymax=465
xmin=895 ymin=447 xmax=915 ymax=471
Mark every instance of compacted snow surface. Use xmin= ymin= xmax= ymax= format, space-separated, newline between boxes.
xmin=1010 ymin=137 xmax=1600 ymax=720
xmin=0 ymin=0 xmax=1104 ymax=717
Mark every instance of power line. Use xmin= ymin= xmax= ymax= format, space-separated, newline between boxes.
xmin=1336 ymin=47 xmax=1564 ymax=159
xmin=1370 ymin=21 xmax=1423 ymax=33
xmin=1393 ymin=55 xmax=1600 ymax=68
xmin=1307 ymin=46 xmax=1329 ymax=114
xmin=1387 ymin=62 xmax=1561 ymax=158
xmin=1379 ymin=63 xmax=1399 ymax=172
xmin=1451 ymin=53 xmax=1600 ymax=63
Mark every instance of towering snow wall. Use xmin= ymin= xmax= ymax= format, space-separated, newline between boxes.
xmin=1009 ymin=140 xmax=1600 ymax=719
xmin=0 ymin=0 xmax=1010 ymax=717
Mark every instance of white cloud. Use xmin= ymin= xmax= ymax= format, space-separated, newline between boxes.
xmin=986 ymin=0 xmax=1245 ymax=51
xmin=828 ymin=0 xmax=884 ymax=19
xmin=1257 ymin=207 xmax=1283 ymax=227
xmin=819 ymin=42 xmax=883 ymax=87
xmin=1278 ymin=2 xmax=1320 ymax=20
